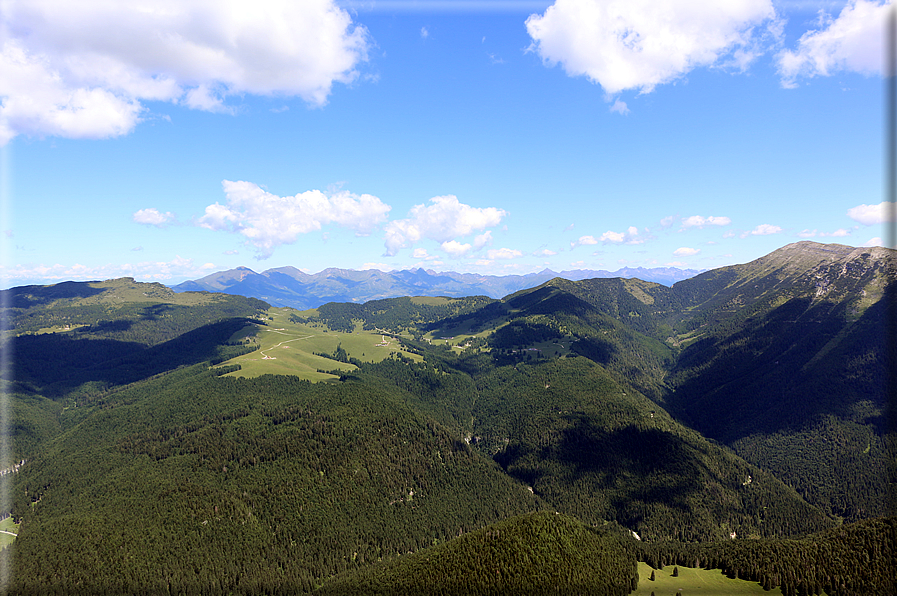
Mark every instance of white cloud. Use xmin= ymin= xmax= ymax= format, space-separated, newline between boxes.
xmin=383 ymin=195 xmax=507 ymax=256
xmin=441 ymin=240 xmax=473 ymax=257
xmin=474 ymin=231 xmax=494 ymax=249
xmin=778 ymin=0 xmax=889 ymax=88
xmin=823 ymin=228 xmax=852 ymax=237
xmin=797 ymin=229 xmax=817 ymax=238
xmin=681 ymin=215 xmax=731 ymax=228
xmin=1 ymin=255 xmax=213 ymax=284
xmin=536 ymin=248 xmax=558 ymax=256
xmin=133 ymin=208 xmax=176 ymax=227
xmin=749 ymin=223 xmax=783 ymax=236
xmin=609 ymin=99 xmax=630 ymax=115
xmin=0 ymin=0 xmax=370 ymax=144
xmin=573 ymin=226 xmax=645 ymax=246
xmin=660 ymin=215 xmax=675 ymax=228
xmin=360 ymin=262 xmax=390 ymax=271
xmin=863 ymin=236 xmax=884 ymax=246
xmin=673 ymin=246 xmax=700 ymax=256
xmin=525 ymin=0 xmax=777 ymax=95
xmin=199 ymin=180 xmax=391 ymax=258
xmin=487 ymin=247 xmax=523 ymax=259
xmin=599 ymin=230 xmax=625 ymax=243
xmin=847 ymin=201 xmax=897 ymax=225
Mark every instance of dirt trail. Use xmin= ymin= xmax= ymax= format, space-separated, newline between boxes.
xmin=258 ymin=333 xmax=315 ymax=360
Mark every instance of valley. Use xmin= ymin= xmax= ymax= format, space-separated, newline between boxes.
xmin=0 ymin=241 xmax=893 ymax=594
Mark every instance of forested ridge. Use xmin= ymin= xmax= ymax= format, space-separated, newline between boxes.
xmin=1 ymin=241 xmax=894 ymax=594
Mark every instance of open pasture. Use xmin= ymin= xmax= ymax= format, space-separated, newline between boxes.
xmin=631 ymin=562 xmax=781 ymax=595
xmin=0 ymin=517 xmax=19 ymax=550
xmin=218 ymin=308 xmax=421 ymax=381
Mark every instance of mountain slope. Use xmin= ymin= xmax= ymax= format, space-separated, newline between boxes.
xmin=409 ymin=241 xmax=894 ymax=522
xmin=318 ymin=511 xmax=638 ymax=595
xmin=466 ymin=358 xmax=832 ymax=541
xmin=10 ymin=366 xmax=545 ymax=594
xmin=664 ymin=242 xmax=896 ymax=520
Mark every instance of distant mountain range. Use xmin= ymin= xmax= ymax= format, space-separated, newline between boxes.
xmin=171 ymin=264 xmax=703 ymax=309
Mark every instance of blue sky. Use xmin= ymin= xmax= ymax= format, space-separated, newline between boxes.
xmin=1 ymin=0 xmax=893 ymax=287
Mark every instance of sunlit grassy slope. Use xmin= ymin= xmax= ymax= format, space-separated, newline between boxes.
xmin=218 ymin=307 xmax=423 ymax=381
xmin=0 ymin=517 xmax=19 ymax=550
xmin=632 ymin=562 xmax=779 ymax=595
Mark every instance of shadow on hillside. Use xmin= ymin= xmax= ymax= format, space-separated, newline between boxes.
xmin=76 ymin=319 xmax=134 ymax=333
xmin=140 ymin=303 xmax=175 ymax=320
xmin=668 ymin=292 xmax=889 ymax=442
xmin=3 ymin=281 xmax=105 ymax=308
xmin=10 ymin=318 xmax=255 ymax=398
xmin=558 ymin=417 xmax=706 ymax=498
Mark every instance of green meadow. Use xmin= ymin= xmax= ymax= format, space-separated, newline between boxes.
xmin=632 ymin=562 xmax=781 ymax=595
xmin=0 ymin=517 xmax=19 ymax=550
xmin=218 ymin=307 xmax=423 ymax=381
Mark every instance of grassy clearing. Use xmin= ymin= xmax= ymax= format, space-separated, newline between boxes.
xmin=217 ymin=308 xmax=422 ymax=381
xmin=35 ymin=324 xmax=87 ymax=335
xmin=631 ymin=562 xmax=779 ymax=595
xmin=76 ymin=278 xmax=220 ymax=306
xmin=0 ymin=517 xmax=19 ymax=549
xmin=409 ymin=296 xmax=453 ymax=306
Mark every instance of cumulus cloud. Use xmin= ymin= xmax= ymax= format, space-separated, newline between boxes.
xmin=441 ymin=240 xmax=472 ymax=257
xmin=487 ymin=248 xmax=523 ymax=259
xmin=199 ymin=180 xmax=391 ymax=258
xmin=0 ymin=0 xmax=370 ymax=144
xmin=412 ymin=248 xmax=438 ymax=260
xmin=797 ymin=229 xmax=817 ymax=238
xmin=474 ymin=231 xmax=494 ymax=249
xmin=673 ymin=246 xmax=700 ymax=256
xmin=847 ymin=201 xmax=897 ymax=225
xmin=133 ymin=208 xmax=176 ymax=227
xmin=525 ymin=0 xmax=777 ymax=95
xmin=748 ymin=223 xmax=783 ymax=236
xmin=863 ymin=236 xmax=884 ymax=246
xmin=778 ymin=0 xmax=889 ymax=88
xmin=573 ymin=226 xmax=644 ymax=246
xmin=383 ymin=195 xmax=507 ymax=256
xmin=681 ymin=215 xmax=731 ymax=228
